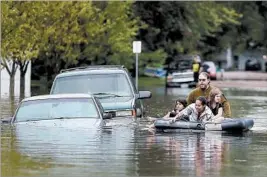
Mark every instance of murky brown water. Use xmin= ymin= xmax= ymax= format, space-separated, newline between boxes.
xmin=1 ymin=86 xmax=267 ymax=177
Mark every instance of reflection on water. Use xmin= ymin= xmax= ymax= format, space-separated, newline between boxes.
xmin=136 ymin=132 xmax=230 ymax=177
xmin=2 ymin=124 xmax=265 ymax=177
xmin=1 ymin=86 xmax=267 ymax=176
xmin=1 ymin=123 xmax=137 ymax=177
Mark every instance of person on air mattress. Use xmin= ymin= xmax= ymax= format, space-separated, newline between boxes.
xmin=170 ymin=96 xmax=214 ymax=123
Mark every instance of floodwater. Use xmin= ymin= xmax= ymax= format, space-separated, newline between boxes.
xmin=1 ymin=86 xmax=267 ymax=177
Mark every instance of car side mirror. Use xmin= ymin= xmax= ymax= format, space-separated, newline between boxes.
xmin=138 ymin=91 xmax=152 ymax=99
xmin=0 ymin=117 xmax=13 ymax=124
xmin=103 ymin=113 xmax=113 ymax=119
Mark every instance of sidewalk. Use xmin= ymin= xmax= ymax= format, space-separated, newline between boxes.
xmin=213 ymin=71 xmax=267 ymax=90
xmin=219 ymin=71 xmax=267 ymax=81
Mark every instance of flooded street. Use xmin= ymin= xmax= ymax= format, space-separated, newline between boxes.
xmin=1 ymin=86 xmax=267 ymax=177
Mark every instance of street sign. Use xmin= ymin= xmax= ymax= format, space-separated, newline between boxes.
xmin=133 ymin=41 xmax=142 ymax=89
xmin=133 ymin=41 xmax=141 ymax=53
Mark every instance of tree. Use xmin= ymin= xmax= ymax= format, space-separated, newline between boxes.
xmin=76 ymin=1 xmax=139 ymax=68
xmin=134 ymin=1 xmax=241 ymax=65
xmin=200 ymin=1 xmax=265 ymax=60
xmin=1 ymin=1 xmax=46 ymax=97
xmin=34 ymin=1 xmax=139 ymax=86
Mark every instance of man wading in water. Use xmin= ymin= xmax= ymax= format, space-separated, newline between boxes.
xmin=186 ymin=72 xmax=231 ymax=118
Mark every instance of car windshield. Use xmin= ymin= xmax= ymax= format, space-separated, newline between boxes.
xmin=14 ymin=98 xmax=99 ymax=122
xmin=168 ymin=60 xmax=192 ymax=71
xmin=52 ymin=73 xmax=133 ymax=97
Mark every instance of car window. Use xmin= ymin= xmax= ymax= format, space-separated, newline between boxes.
xmin=52 ymin=73 xmax=133 ymax=97
xmin=14 ymin=98 xmax=99 ymax=122
xmin=168 ymin=60 xmax=192 ymax=71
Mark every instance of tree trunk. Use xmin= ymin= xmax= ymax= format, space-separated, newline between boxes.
xmin=1 ymin=59 xmax=18 ymax=98
xmin=10 ymin=95 xmax=16 ymax=116
xmin=18 ymin=60 xmax=29 ymax=101
xmin=20 ymin=73 xmax=25 ymax=100
xmin=9 ymin=74 xmax=15 ymax=97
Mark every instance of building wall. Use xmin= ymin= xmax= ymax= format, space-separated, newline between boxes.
xmin=0 ymin=61 xmax=31 ymax=97
xmin=213 ymin=49 xmax=266 ymax=71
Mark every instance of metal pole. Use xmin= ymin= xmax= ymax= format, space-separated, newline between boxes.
xmin=135 ymin=53 xmax=138 ymax=89
xmin=0 ymin=58 xmax=2 ymax=119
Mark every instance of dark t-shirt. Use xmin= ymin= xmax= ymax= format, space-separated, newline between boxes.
xmin=211 ymin=103 xmax=223 ymax=115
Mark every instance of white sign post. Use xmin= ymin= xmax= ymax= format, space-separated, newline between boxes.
xmin=133 ymin=41 xmax=141 ymax=89
xmin=0 ymin=58 xmax=2 ymax=119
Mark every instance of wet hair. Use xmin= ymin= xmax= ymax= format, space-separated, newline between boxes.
xmin=208 ymin=88 xmax=222 ymax=104
xmin=199 ymin=72 xmax=210 ymax=80
xmin=175 ymin=99 xmax=187 ymax=108
xmin=196 ymin=96 xmax=207 ymax=106
xmin=170 ymin=99 xmax=187 ymax=117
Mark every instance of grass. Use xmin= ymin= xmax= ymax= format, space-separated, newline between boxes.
xmin=139 ymin=76 xmax=165 ymax=87
xmin=31 ymin=80 xmax=41 ymax=87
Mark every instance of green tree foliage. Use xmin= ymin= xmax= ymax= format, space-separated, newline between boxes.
xmin=35 ymin=1 xmax=138 ymax=84
xmin=134 ymin=1 xmax=241 ymax=64
xmin=201 ymin=1 xmax=266 ymax=60
xmin=203 ymin=2 xmax=264 ymax=57
xmin=76 ymin=1 xmax=139 ymax=66
xmin=37 ymin=1 xmax=102 ymax=82
xmin=1 ymin=1 xmax=44 ymax=96
xmin=3 ymin=0 xmax=267 ymax=94
xmin=2 ymin=1 xmax=139 ymax=91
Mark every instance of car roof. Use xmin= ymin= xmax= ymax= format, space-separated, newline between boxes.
xmin=56 ymin=68 xmax=126 ymax=78
xmin=22 ymin=94 xmax=94 ymax=102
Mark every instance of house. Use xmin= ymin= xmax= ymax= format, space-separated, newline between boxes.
xmin=212 ymin=48 xmax=266 ymax=72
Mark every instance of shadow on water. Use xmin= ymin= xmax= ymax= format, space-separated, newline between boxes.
xmin=0 ymin=96 xmax=20 ymax=119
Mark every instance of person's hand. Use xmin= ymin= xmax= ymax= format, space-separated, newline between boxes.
xmin=169 ymin=117 xmax=176 ymax=124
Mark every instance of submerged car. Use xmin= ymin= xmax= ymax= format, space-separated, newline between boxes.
xmin=1 ymin=94 xmax=113 ymax=126
xmin=165 ymin=58 xmax=196 ymax=88
xmin=245 ymin=59 xmax=261 ymax=71
xmin=49 ymin=65 xmax=152 ymax=118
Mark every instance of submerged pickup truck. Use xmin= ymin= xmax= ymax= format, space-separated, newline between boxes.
xmin=49 ymin=65 xmax=152 ymax=118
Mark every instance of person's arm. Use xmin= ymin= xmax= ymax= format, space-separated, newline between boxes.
xmin=163 ymin=112 xmax=171 ymax=119
xmin=213 ymin=107 xmax=223 ymax=119
xmin=171 ymin=105 xmax=193 ymax=122
xmin=202 ymin=108 xmax=215 ymax=123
